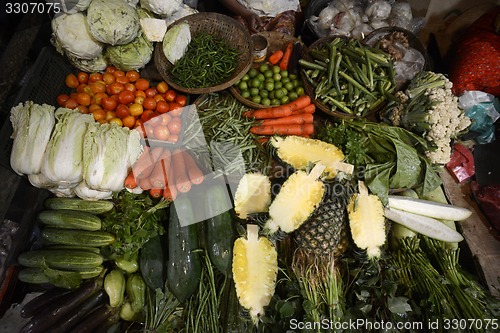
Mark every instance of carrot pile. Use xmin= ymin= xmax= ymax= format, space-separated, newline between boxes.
xmin=243 ymin=95 xmax=315 ymax=140
xmin=124 ymin=146 xmax=205 ymax=201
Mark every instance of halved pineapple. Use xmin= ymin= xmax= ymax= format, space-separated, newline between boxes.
xmin=347 ymin=181 xmax=386 ymax=259
xmin=232 ymin=224 xmax=278 ymax=325
xmin=271 ymin=136 xmax=354 ymax=177
xmin=265 ymin=163 xmax=326 ymax=234
xmin=233 ymin=173 xmax=272 ymax=219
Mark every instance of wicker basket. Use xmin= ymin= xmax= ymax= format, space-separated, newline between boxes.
xmin=155 ymin=12 xmax=252 ymax=94
xmin=229 ymin=31 xmax=302 ymax=109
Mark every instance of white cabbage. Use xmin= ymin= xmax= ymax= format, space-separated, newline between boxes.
xmin=28 ymin=173 xmax=58 ymax=190
xmin=140 ymin=0 xmax=182 ymax=17
xmin=50 ymin=186 xmax=76 ymax=198
xmin=162 ymin=22 xmax=191 ymax=64
xmin=9 ymin=102 xmax=56 ymax=176
xmin=82 ymin=122 xmax=142 ymax=193
xmin=51 ymin=12 xmax=103 ymax=60
xmin=66 ymin=52 xmax=109 ymax=72
xmin=41 ymin=108 xmax=94 ymax=186
xmin=164 ymin=3 xmax=199 ymax=27
xmin=74 ymin=181 xmax=113 ymax=200
xmin=87 ymin=0 xmax=140 ymax=46
xmin=105 ymin=33 xmax=153 ymax=71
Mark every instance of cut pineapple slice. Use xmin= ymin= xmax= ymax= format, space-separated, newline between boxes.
xmin=266 ymin=163 xmax=326 ymax=234
xmin=271 ymin=136 xmax=354 ymax=177
xmin=347 ymin=181 xmax=386 ymax=259
xmin=232 ymin=224 xmax=278 ymax=325
xmin=234 ymin=173 xmax=272 ymax=219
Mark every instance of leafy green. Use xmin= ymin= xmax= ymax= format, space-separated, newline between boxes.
xmin=40 ymin=260 xmax=82 ymax=289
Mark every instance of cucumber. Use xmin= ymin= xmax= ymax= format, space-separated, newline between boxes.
xmin=44 ymin=197 xmax=114 ymax=214
xmin=205 ymin=184 xmax=234 ymax=275
xmin=167 ymin=196 xmax=202 ymax=303
xmin=139 ymin=235 xmax=165 ymax=290
xmin=45 ymin=245 xmax=101 ymax=254
xmin=18 ymin=249 xmax=104 ymax=271
xmin=37 ymin=209 xmax=102 ymax=231
xmin=18 ymin=266 xmax=104 ymax=285
xmin=384 ymin=207 xmax=464 ymax=243
xmin=387 ymin=195 xmax=472 ymax=221
xmin=41 ymin=228 xmax=115 ymax=247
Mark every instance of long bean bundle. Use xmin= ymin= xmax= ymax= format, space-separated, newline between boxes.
xmin=169 ymin=33 xmax=240 ymax=89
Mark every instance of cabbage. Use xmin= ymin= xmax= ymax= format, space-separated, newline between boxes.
xmin=105 ymin=33 xmax=153 ymax=71
xmin=41 ymin=108 xmax=94 ymax=187
xmin=82 ymin=122 xmax=142 ymax=192
xmin=140 ymin=0 xmax=182 ymax=17
xmin=9 ymin=102 xmax=56 ymax=176
xmin=74 ymin=181 xmax=113 ymax=200
xmin=47 ymin=0 xmax=92 ymax=14
xmin=87 ymin=0 xmax=140 ymax=46
xmin=28 ymin=173 xmax=58 ymax=190
xmin=67 ymin=52 xmax=109 ymax=72
xmin=164 ymin=3 xmax=198 ymax=27
xmin=162 ymin=22 xmax=191 ymax=64
xmin=51 ymin=12 xmax=103 ymax=60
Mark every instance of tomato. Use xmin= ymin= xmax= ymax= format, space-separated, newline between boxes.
xmin=145 ymin=87 xmax=157 ymax=98
xmin=115 ymin=104 xmax=130 ymax=118
xmin=160 ymin=112 xmax=172 ymax=126
xmin=90 ymin=82 xmax=106 ymax=94
xmin=57 ymin=94 xmax=70 ymax=107
xmin=113 ymin=70 xmax=125 ymax=77
xmin=156 ymin=81 xmax=169 ymax=94
xmin=97 ymin=118 xmax=108 ymax=124
xmin=167 ymin=118 xmax=182 ymax=134
xmin=76 ymin=105 xmax=89 ymax=114
xmin=102 ymin=97 xmax=118 ymax=111
xmin=107 ymin=82 xmax=124 ymax=95
xmin=153 ymin=94 xmax=165 ymax=103
xmin=109 ymin=117 xmax=123 ymax=127
xmin=122 ymin=115 xmax=137 ymax=128
xmin=175 ymin=95 xmax=187 ymax=107
xmin=64 ymin=98 xmax=78 ymax=109
xmin=168 ymin=102 xmax=183 ymax=116
xmin=106 ymin=66 xmax=117 ymax=74
xmin=77 ymin=72 xmax=89 ymax=84
xmin=106 ymin=110 xmax=117 ymax=121
xmin=165 ymin=90 xmax=176 ymax=102
xmin=167 ymin=134 xmax=179 ymax=143
xmin=134 ymin=90 xmax=146 ymax=98
xmin=145 ymin=113 xmax=162 ymax=128
xmin=156 ymin=100 xmax=169 ymax=114
xmin=93 ymin=92 xmax=108 ymax=105
xmin=140 ymin=109 xmax=155 ymax=122
xmin=126 ymin=70 xmax=140 ymax=83
xmin=76 ymin=92 xmax=91 ymax=106
xmin=65 ymin=73 xmax=79 ymax=88
xmin=134 ymin=95 xmax=145 ymax=105
xmin=103 ymin=73 xmax=115 ymax=85
xmin=124 ymin=83 xmax=136 ymax=92
xmin=153 ymin=125 xmax=170 ymax=141
xmin=118 ymin=90 xmax=135 ymax=105
xmin=76 ymin=83 xmax=87 ymax=93
xmin=92 ymin=109 xmax=107 ymax=122
xmin=89 ymin=72 xmax=103 ymax=83
xmin=135 ymin=78 xmax=150 ymax=91
xmin=88 ymin=104 xmax=102 ymax=113
xmin=115 ymin=75 xmax=129 ymax=85
xmin=143 ymin=97 xmax=156 ymax=110
xmin=129 ymin=103 xmax=144 ymax=117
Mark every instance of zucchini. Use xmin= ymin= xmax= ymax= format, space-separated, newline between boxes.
xmin=139 ymin=235 xmax=165 ymax=290
xmin=387 ymin=195 xmax=472 ymax=221
xmin=44 ymin=197 xmax=114 ymax=214
xmin=41 ymin=228 xmax=115 ymax=247
xmin=167 ymin=196 xmax=202 ymax=303
xmin=205 ymin=184 xmax=234 ymax=275
xmin=18 ymin=249 xmax=104 ymax=271
xmin=37 ymin=209 xmax=102 ymax=231
xmin=384 ymin=207 xmax=464 ymax=243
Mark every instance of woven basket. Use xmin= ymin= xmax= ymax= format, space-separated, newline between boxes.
xmin=155 ymin=12 xmax=252 ymax=94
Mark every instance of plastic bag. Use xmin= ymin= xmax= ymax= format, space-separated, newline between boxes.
xmin=459 ymin=91 xmax=500 ymax=144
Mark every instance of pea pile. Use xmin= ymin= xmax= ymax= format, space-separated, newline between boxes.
xmin=234 ymin=63 xmax=305 ymax=106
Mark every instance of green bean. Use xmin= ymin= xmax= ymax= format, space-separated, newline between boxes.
xmin=327 ymin=45 xmax=337 ymax=84
xmin=339 ymin=71 xmax=376 ymax=99
xmin=324 ymin=96 xmax=353 ymax=114
xmin=299 ymin=59 xmax=327 ymax=71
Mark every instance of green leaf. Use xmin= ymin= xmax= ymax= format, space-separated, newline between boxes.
xmin=364 ymin=161 xmax=393 ymax=204
xmin=388 ymin=138 xmax=422 ymax=189
xmin=41 ymin=262 xmax=81 ymax=289
xmin=278 ymin=301 xmax=296 ymax=318
xmin=415 ymin=157 xmax=442 ymax=197
xmin=388 ymin=296 xmax=412 ymax=314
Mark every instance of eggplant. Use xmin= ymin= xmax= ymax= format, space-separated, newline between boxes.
xmin=288 ymin=41 xmax=304 ymax=76
xmin=70 ymin=304 xmax=118 ymax=333
xmin=20 ymin=277 xmax=104 ymax=333
xmin=20 ymin=288 xmax=72 ymax=318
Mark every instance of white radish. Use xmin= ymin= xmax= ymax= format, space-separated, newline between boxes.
xmin=384 ymin=207 xmax=464 ymax=243
xmin=387 ymin=195 xmax=472 ymax=221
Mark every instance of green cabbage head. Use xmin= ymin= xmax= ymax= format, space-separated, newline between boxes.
xmin=105 ymin=33 xmax=153 ymax=71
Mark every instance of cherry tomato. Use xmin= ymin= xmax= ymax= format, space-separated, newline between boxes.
xmin=76 ymin=83 xmax=88 ymax=93
xmin=126 ymin=70 xmax=140 ymax=83
xmin=122 ymin=115 xmax=137 ymax=128
xmin=175 ymin=95 xmax=187 ymax=107
xmin=65 ymin=73 xmax=79 ymax=88
xmin=165 ymin=90 xmax=176 ymax=102
xmin=57 ymin=94 xmax=70 ymax=107
xmin=77 ymin=72 xmax=89 ymax=84
xmin=113 ymin=70 xmax=126 ymax=78
xmin=106 ymin=110 xmax=117 ymax=121
xmin=129 ymin=103 xmax=144 ymax=117
xmin=167 ymin=118 xmax=182 ymax=135
xmin=115 ymin=75 xmax=129 ymax=85
xmin=88 ymin=104 xmax=102 ymax=113
xmin=145 ymin=87 xmax=157 ymax=98
xmin=93 ymin=92 xmax=108 ymax=105
xmin=76 ymin=92 xmax=91 ymax=106
xmin=135 ymin=78 xmax=150 ymax=91
xmin=105 ymin=66 xmax=117 ymax=74
xmin=92 ymin=109 xmax=107 ymax=121
xmin=102 ymin=97 xmax=118 ymax=111
xmin=168 ymin=102 xmax=183 ymax=116
xmin=124 ymin=83 xmax=136 ymax=92
xmin=115 ymin=104 xmax=130 ymax=118
xmin=156 ymin=81 xmax=169 ymax=94
xmin=118 ymin=90 xmax=135 ymax=105
xmin=107 ymin=82 xmax=124 ymax=95
xmin=140 ymin=109 xmax=155 ymax=122
xmin=143 ymin=97 xmax=156 ymax=110
xmin=153 ymin=94 xmax=165 ymax=103
xmin=134 ymin=95 xmax=145 ymax=105
xmin=90 ymin=82 xmax=106 ymax=94
xmin=134 ymin=90 xmax=146 ymax=98
xmin=153 ymin=125 xmax=170 ymax=141
xmin=76 ymin=105 xmax=89 ymax=114
xmin=156 ymin=101 xmax=169 ymax=114
xmin=89 ymin=72 xmax=103 ymax=83
xmin=64 ymin=98 xmax=78 ymax=109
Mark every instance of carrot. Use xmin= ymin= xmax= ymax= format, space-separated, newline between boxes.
xmin=132 ymin=146 xmax=163 ymax=180
xmin=149 ymin=148 xmax=172 ymax=189
xmin=258 ymin=113 xmax=313 ymax=127
xmin=268 ymin=50 xmax=284 ymax=65
xmin=243 ymin=95 xmax=311 ymax=119
xmin=258 ymin=137 xmax=269 ymax=144
xmin=171 ymin=148 xmax=191 ymax=193
xmin=124 ymin=169 xmax=138 ymax=189
xmin=181 ymin=150 xmax=205 ymax=185
xmin=162 ymin=181 xmax=178 ymax=201
xmin=290 ymin=103 xmax=316 ymax=115
xmin=149 ymin=188 xmax=163 ymax=199
xmin=279 ymin=42 xmax=294 ymax=70
xmin=250 ymin=123 xmax=315 ymax=136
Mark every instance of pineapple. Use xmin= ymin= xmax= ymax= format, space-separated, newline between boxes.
xmin=265 ymin=163 xmax=326 ymax=234
xmin=270 ymin=136 xmax=354 ymax=178
xmin=232 ymin=224 xmax=278 ymax=325
xmin=233 ymin=173 xmax=272 ymax=219
xmin=347 ymin=181 xmax=386 ymax=259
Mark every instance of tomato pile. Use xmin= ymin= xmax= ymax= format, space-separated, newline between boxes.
xmin=56 ymin=66 xmax=187 ymax=143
